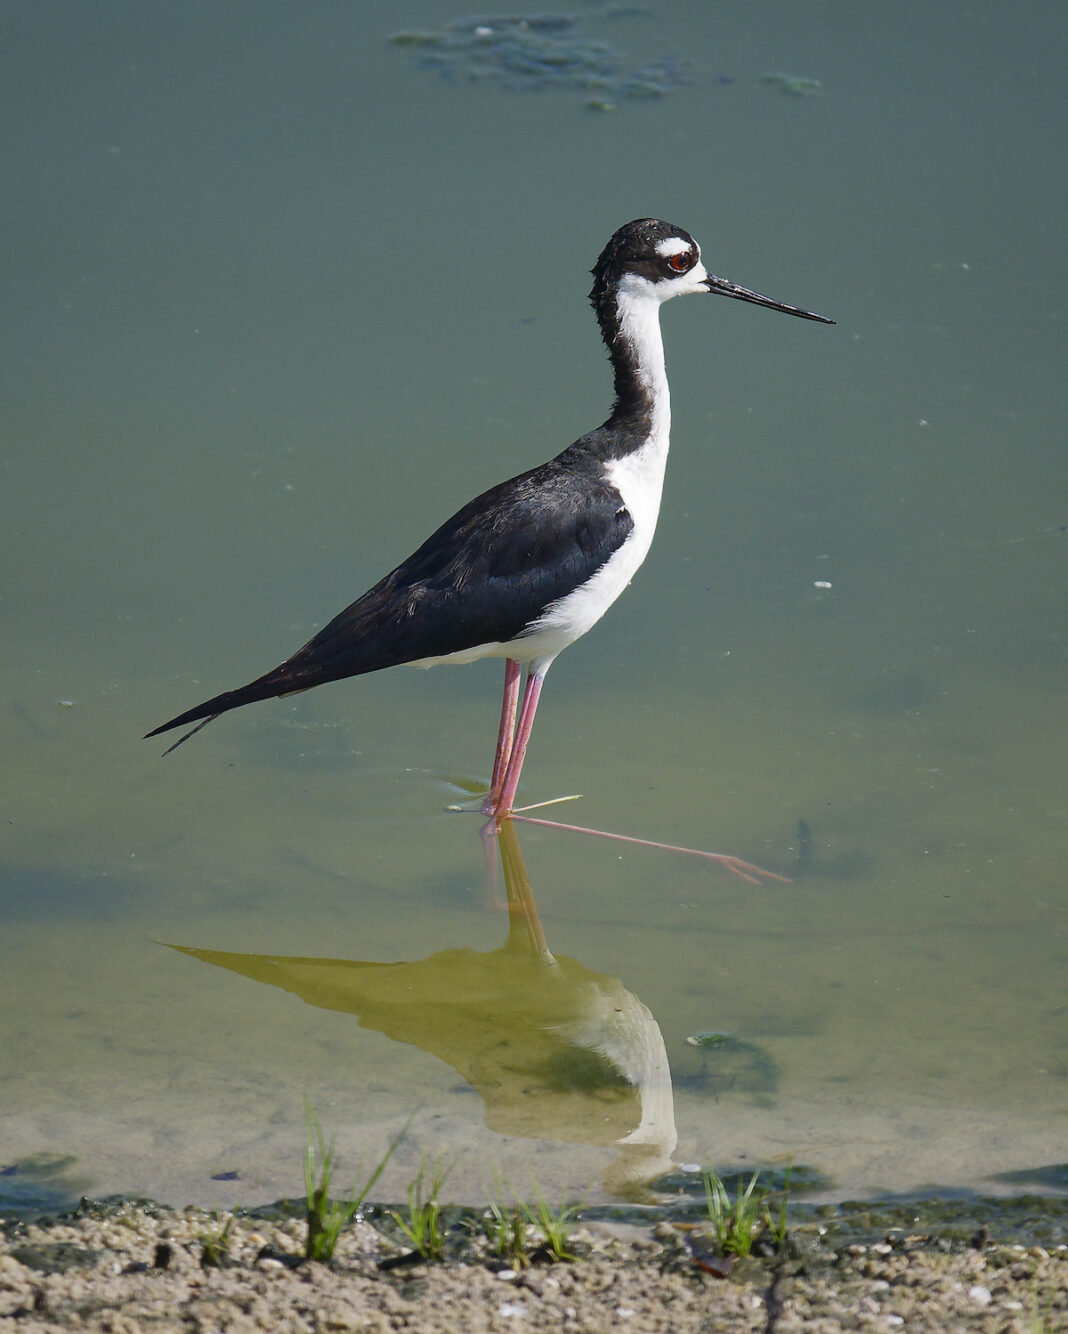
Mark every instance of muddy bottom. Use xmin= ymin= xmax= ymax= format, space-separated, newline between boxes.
xmin=2 ymin=1192 xmax=1065 ymax=1333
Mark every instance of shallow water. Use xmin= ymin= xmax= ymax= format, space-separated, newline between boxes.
xmin=2 ymin=0 xmax=1065 ymax=1212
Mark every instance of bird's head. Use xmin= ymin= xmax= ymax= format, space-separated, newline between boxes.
xmin=590 ymin=218 xmax=834 ymax=323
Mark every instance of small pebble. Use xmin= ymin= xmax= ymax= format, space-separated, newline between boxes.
xmin=968 ymin=1284 xmax=992 ymax=1306
xmin=499 ymin=1301 xmax=526 ymax=1317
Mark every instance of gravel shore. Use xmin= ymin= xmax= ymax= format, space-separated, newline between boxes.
xmin=2 ymin=1197 xmax=1065 ymax=1332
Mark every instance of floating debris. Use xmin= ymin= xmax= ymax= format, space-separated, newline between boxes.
xmin=762 ymin=71 xmax=824 ymax=97
xmin=686 ymin=1030 xmax=735 ymax=1051
xmin=681 ymin=1032 xmax=780 ymax=1104
xmin=388 ymin=10 xmax=692 ymax=109
xmin=389 ymin=13 xmax=829 ymax=111
xmin=616 ymin=53 xmax=691 ymax=99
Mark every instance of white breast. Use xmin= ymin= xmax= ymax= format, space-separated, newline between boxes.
xmin=518 ymin=276 xmax=674 ymax=670
xmin=412 ymin=272 xmax=678 ymax=676
xmin=515 ymin=432 xmax=669 ymax=669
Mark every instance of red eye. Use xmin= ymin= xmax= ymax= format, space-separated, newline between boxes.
xmin=667 ymin=253 xmax=691 ymax=272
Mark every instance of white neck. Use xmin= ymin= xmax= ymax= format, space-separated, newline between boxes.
xmin=614 ymin=274 xmax=671 ymax=441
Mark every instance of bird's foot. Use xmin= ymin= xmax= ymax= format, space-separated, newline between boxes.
xmin=507 ymin=813 xmax=791 ymax=885
xmin=511 ymin=793 xmax=583 ymax=813
xmin=475 ymin=792 xmax=581 ymax=829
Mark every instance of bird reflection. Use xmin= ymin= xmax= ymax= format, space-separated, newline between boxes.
xmin=164 ymin=821 xmax=676 ymax=1194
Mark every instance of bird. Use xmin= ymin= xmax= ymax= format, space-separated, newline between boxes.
xmin=147 ymin=218 xmax=832 ymax=826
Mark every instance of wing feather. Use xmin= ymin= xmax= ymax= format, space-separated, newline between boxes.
xmin=146 ymin=454 xmax=632 ymax=740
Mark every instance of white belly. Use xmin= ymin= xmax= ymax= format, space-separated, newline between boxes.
xmin=409 ymin=270 xmax=681 ymax=679
xmin=412 ymin=435 xmax=669 ymax=674
xmin=512 ymin=434 xmax=669 ymax=666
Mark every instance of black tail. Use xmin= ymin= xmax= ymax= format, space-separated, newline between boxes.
xmin=144 ymin=528 xmax=505 ymax=753
xmin=142 ymin=615 xmax=396 ymax=753
xmin=152 ymin=712 xmax=222 ymax=756
xmin=144 ymin=673 xmax=307 ymax=752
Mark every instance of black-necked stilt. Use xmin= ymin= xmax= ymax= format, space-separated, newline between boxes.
xmin=147 ymin=219 xmax=832 ymax=831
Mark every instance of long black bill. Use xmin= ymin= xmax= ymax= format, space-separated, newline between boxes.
xmin=704 ymin=273 xmax=834 ymax=324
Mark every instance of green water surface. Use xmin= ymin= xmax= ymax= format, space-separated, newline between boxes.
xmin=1 ymin=0 xmax=1064 ymax=1210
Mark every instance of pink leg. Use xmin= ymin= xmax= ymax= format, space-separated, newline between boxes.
xmin=509 ymin=813 xmax=790 ymax=885
xmin=488 ymin=669 xmax=545 ymax=823
xmin=482 ymin=659 xmax=522 ymax=816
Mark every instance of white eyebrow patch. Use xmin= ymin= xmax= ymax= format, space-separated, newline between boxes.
xmin=655 ymin=236 xmax=692 ymax=258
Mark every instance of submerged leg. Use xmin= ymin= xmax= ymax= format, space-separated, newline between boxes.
xmin=488 ymin=668 xmax=546 ymax=822
xmin=478 ymin=664 xmax=784 ymax=881
xmin=482 ymin=658 xmax=523 ymax=816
